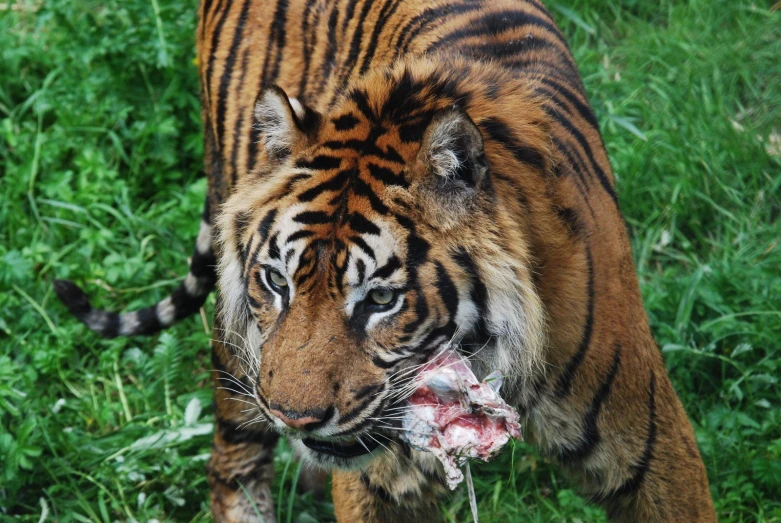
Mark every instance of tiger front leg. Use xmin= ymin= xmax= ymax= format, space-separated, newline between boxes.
xmin=207 ymin=337 xmax=279 ymax=522
xmin=332 ymin=449 xmax=447 ymax=523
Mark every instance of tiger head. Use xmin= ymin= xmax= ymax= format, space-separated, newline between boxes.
xmin=217 ymin=60 xmax=548 ymax=469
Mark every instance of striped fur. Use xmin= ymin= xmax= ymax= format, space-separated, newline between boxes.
xmin=54 ymin=200 xmax=217 ymax=337
xmin=56 ymin=1 xmax=716 ymax=522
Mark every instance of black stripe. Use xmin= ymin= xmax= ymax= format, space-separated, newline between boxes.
xmin=366 ymin=163 xmax=406 ymax=187
xmin=356 ymin=258 xmax=366 ymax=283
xmin=360 ymin=473 xmax=393 ymax=503
xmin=398 ymin=2 xmax=484 ymax=54
xmin=355 ymin=385 xmax=382 ymax=406
xmin=297 ymin=0 xmax=321 ymax=97
xmin=332 ymin=242 xmax=350 ymax=294
xmin=268 ymin=232 xmax=281 ymax=259
xmin=552 ymin=135 xmax=590 ymax=196
xmin=402 ymin=290 xmax=428 ymax=335
xmin=380 ymin=68 xmax=425 ymax=122
xmin=331 ymin=398 xmax=387 ymax=436
xmin=199 ymin=0 xmax=215 ymax=40
xmin=398 ymin=122 xmax=425 ymax=144
xmin=284 ymin=173 xmax=311 ymax=194
xmin=205 ymin=0 xmax=234 ymax=120
xmin=350 ymin=236 xmax=376 ymax=260
xmin=459 ymin=37 xmax=562 ymax=66
xmin=216 ymin=0 xmax=251 ymax=160
xmin=543 ymin=105 xmax=619 ymax=207
xmin=316 ymin=6 xmax=340 ymax=99
xmin=352 ymin=177 xmax=390 ymax=215
xmin=384 ymin=145 xmax=405 ymax=165
xmin=202 ymin=198 xmax=212 ymax=224
xmin=235 ymin=212 xmax=253 ymax=265
xmin=426 ymin=10 xmax=566 ymax=54
xmin=555 ymin=248 xmax=594 ymax=398
xmin=218 ymin=418 xmax=280 ymax=446
xmin=246 ymin=293 xmax=262 ymax=309
xmin=603 ymin=374 xmax=657 ymax=498
xmin=53 ymin=279 xmax=93 ymax=318
xmin=228 ymin=50 xmax=248 ymax=185
xmin=396 ymin=217 xmax=430 ymax=335
xmin=287 ymin=229 xmax=315 ymax=243
xmin=100 ymin=311 xmax=120 ymax=338
xmin=349 ymin=89 xmax=375 ymax=120
xmin=373 ymin=255 xmax=401 ymax=280
xmin=452 ymin=248 xmax=489 ymax=341
xmin=372 ymin=354 xmax=398 ymax=369
xmin=510 ymin=57 xmax=584 ymax=91
xmin=480 ymin=117 xmax=545 ymax=171
xmin=297 ymin=169 xmax=349 ymax=202
xmin=169 ymin=283 xmax=209 ymax=320
xmin=332 ymin=113 xmax=361 ymax=131
xmin=341 ymin=0 xmax=376 ymax=87
xmin=395 ymin=215 xmax=430 ymax=268
xmin=322 ymin=139 xmax=403 ymax=168
xmin=135 ymin=307 xmax=163 ymax=335
xmin=359 ymin=0 xmax=403 ymax=74
xmin=293 ymin=255 xmax=319 ymax=287
xmin=247 ymin=0 xmax=289 ymax=173
xmin=266 ymin=0 xmax=289 ymax=85
xmin=557 ymin=344 xmax=621 ymax=461
xmin=293 ymin=210 xmax=332 ymax=225
xmin=538 ymin=77 xmax=601 ymax=133
xmin=434 ymin=262 xmax=459 ymax=320
xmin=190 ymin=249 xmax=218 ymax=280
xmin=417 ymin=324 xmax=456 ymax=355
xmin=245 ymin=129 xmax=261 ymax=182
xmin=340 ymin=0 xmax=360 ymax=34
xmin=257 ymin=209 xmax=278 ymax=246
xmin=337 ymin=394 xmax=377 ymax=425
xmin=292 ymin=105 xmax=322 ymax=136
xmin=348 ymin=213 xmax=381 ymax=235
xmin=284 ymin=248 xmax=296 ymax=267
xmin=556 ymin=207 xmax=585 ymax=237
xmin=296 ymin=155 xmax=342 ymax=170
xmin=246 ymin=124 xmax=261 ymax=175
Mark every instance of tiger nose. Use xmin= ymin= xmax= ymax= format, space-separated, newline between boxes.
xmin=270 ymin=408 xmax=323 ymax=430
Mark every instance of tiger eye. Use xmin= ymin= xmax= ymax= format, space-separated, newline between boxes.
xmin=268 ymin=268 xmax=288 ymax=288
xmin=369 ymin=289 xmax=395 ymax=306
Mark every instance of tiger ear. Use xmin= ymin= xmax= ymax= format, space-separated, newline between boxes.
xmin=417 ymin=108 xmax=489 ymax=191
xmin=254 ymin=86 xmax=321 ymax=161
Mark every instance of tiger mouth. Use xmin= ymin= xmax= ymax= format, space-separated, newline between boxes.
xmin=302 ymin=436 xmax=380 ymax=459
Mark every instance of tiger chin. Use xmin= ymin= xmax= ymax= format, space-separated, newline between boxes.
xmin=54 ymin=0 xmax=716 ymax=521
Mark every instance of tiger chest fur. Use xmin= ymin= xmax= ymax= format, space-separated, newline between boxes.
xmin=56 ymin=0 xmax=716 ymax=521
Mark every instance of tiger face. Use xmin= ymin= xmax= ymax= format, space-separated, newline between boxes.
xmin=217 ymin=66 xmax=545 ymax=469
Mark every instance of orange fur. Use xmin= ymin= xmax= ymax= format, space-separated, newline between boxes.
xmin=196 ymin=1 xmax=716 ymax=521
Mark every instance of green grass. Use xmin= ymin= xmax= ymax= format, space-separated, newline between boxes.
xmin=1 ymin=0 xmax=780 ymax=520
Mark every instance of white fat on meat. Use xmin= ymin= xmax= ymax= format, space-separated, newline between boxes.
xmin=400 ymin=350 xmax=522 ymax=490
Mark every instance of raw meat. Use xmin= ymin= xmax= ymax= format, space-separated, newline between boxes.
xmin=399 ymin=350 xmax=522 ymax=489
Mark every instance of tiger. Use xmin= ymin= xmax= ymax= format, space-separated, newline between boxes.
xmin=54 ymin=0 xmax=718 ymax=521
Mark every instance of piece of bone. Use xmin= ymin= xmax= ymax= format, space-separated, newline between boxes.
xmin=400 ymin=350 xmax=522 ymax=489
